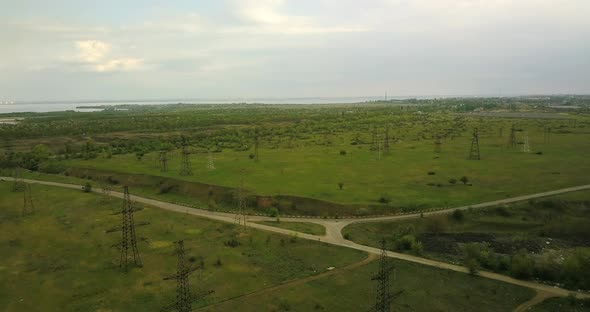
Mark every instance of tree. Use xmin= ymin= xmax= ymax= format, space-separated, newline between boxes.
xmin=83 ymin=182 xmax=92 ymax=193
xmin=460 ymin=176 xmax=469 ymax=185
xmin=338 ymin=182 xmax=344 ymax=190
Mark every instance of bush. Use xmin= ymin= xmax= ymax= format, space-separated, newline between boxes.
xmin=339 ymin=150 xmax=347 ymax=156
xmin=38 ymin=161 xmax=67 ymax=174
xmin=510 ymin=252 xmax=535 ymax=279
xmin=268 ymin=207 xmax=279 ymax=217
xmin=224 ymin=238 xmax=240 ymax=248
xmin=427 ymin=171 xmax=436 ymax=175
xmin=158 ymin=182 xmax=178 ymax=194
xmin=378 ymin=194 xmax=391 ymax=204
xmin=451 ymin=209 xmax=464 ymax=222
xmin=561 ymin=249 xmax=590 ymax=289
xmin=82 ymin=182 xmax=92 ymax=193
xmin=495 ymin=206 xmax=511 ymax=217
xmin=448 ymin=178 xmax=457 ymax=185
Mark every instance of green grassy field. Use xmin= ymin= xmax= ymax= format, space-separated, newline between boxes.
xmin=255 ymin=221 xmax=326 ymax=236
xmin=63 ymin=116 xmax=590 ymax=212
xmin=0 ymin=182 xmax=365 ymax=311
xmin=0 ymin=181 xmax=541 ymax=311
xmin=201 ymin=257 xmax=535 ymax=312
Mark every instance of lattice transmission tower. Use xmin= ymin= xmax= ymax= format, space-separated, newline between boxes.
xmin=522 ymin=133 xmax=531 ymax=153
xmin=253 ymin=131 xmax=260 ymax=162
xmin=180 ymin=146 xmax=192 ymax=176
xmin=235 ymin=169 xmax=247 ymax=226
xmin=468 ymin=128 xmax=480 ymax=160
xmin=544 ymin=127 xmax=552 ymax=144
xmin=162 ymin=240 xmax=214 ymax=312
xmin=383 ymin=125 xmax=390 ymax=154
xmin=22 ymin=183 xmax=35 ymax=216
xmin=12 ymin=168 xmax=23 ymax=192
xmin=434 ymin=135 xmax=442 ymax=154
xmin=159 ymin=151 xmax=168 ymax=172
xmin=369 ymin=240 xmax=403 ymax=312
xmin=106 ymin=186 xmax=149 ymax=270
xmin=207 ymin=151 xmax=215 ymax=170
xmin=507 ymin=124 xmax=517 ymax=149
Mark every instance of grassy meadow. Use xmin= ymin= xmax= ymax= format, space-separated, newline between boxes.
xmin=62 ymin=115 xmax=590 ymax=214
xmin=0 ymin=182 xmax=365 ymax=311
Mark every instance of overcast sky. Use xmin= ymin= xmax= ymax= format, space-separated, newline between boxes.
xmin=1 ymin=0 xmax=589 ymax=101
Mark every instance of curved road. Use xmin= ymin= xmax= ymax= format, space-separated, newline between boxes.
xmin=5 ymin=178 xmax=590 ymax=303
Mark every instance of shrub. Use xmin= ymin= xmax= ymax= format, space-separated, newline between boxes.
xmin=451 ymin=209 xmax=464 ymax=222
xmin=510 ymin=252 xmax=535 ymax=279
xmin=82 ymin=182 xmax=92 ymax=193
xmin=427 ymin=171 xmax=436 ymax=175
xmin=495 ymin=206 xmax=511 ymax=217
xmin=268 ymin=207 xmax=279 ymax=217
xmin=38 ymin=161 xmax=66 ymax=174
xmin=448 ymin=178 xmax=457 ymax=185
xmin=378 ymin=194 xmax=391 ymax=204
xmin=158 ymin=182 xmax=178 ymax=194
xmin=339 ymin=150 xmax=347 ymax=156
xmin=224 ymin=238 xmax=240 ymax=248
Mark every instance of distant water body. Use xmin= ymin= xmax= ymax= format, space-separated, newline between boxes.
xmin=0 ymin=96 xmax=441 ymax=114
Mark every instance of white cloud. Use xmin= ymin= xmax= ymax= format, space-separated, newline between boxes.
xmin=232 ymin=0 xmax=369 ymax=34
xmin=76 ymin=40 xmax=111 ymax=62
xmin=75 ymin=40 xmax=143 ymax=72
xmin=93 ymin=58 xmax=144 ymax=72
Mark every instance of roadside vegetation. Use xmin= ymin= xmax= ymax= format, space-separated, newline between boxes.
xmin=343 ymin=191 xmax=590 ymax=290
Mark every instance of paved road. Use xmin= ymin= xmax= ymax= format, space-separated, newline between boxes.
xmin=5 ymin=178 xmax=590 ymax=302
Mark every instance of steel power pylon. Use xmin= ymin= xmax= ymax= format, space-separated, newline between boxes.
xmin=253 ymin=130 xmax=260 ymax=162
xmin=522 ymin=133 xmax=531 ymax=153
xmin=369 ymin=240 xmax=402 ymax=312
xmin=22 ymin=183 xmax=35 ymax=216
xmin=159 ymin=151 xmax=169 ymax=172
xmin=180 ymin=146 xmax=192 ymax=176
xmin=207 ymin=151 xmax=215 ymax=170
xmin=468 ymin=128 xmax=480 ymax=160
xmin=384 ymin=125 xmax=391 ymax=154
xmin=106 ymin=186 xmax=149 ymax=269
xmin=235 ymin=169 xmax=247 ymax=226
xmin=434 ymin=135 xmax=442 ymax=154
xmin=162 ymin=240 xmax=214 ymax=312
xmin=508 ymin=124 xmax=517 ymax=149
xmin=544 ymin=127 xmax=552 ymax=144
xmin=12 ymin=168 xmax=22 ymax=192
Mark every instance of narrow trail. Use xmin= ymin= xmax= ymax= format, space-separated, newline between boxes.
xmin=195 ymin=253 xmax=378 ymax=311
xmin=514 ymin=291 xmax=558 ymax=312
xmin=5 ymin=178 xmax=590 ymax=302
